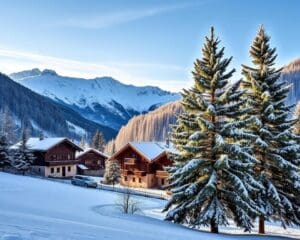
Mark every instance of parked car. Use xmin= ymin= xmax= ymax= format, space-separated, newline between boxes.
xmin=71 ymin=175 xmax=98 ymax=188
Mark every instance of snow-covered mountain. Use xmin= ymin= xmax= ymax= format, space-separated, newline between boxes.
xmin=10 ymin=69 xmax=180 ymax=129
xmin=0 ymin=73 xmax=117 ymax=141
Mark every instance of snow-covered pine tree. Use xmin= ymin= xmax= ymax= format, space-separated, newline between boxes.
xmin=241 ymin=26 xmax=300 ymax=233
xmin=0 ymin=133 xmax=10 ymax=168
xmin=12 ymin=129 xmax=35 ymax=174
xmin=164 ymin=27 xmax=261 ymax=233
xmin=91 ymin=130 xmax=106 ymax=152
xmin=103 ymin=160 xmax=120 ymax=187
xmin=0 ymin=108 xmax=17 ymax=145
xmin=80 ymin=135 xmax=87 ymax=149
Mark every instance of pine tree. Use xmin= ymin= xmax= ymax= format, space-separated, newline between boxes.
xmin=0 ymin=108 xmax=17 ymax=145
xmin=0 ymin=113 xmax=11 ymax=168
xmin=164 ymin=27 xmax=262 ymax=233
xmin=103 ymin=160 xmax=120 ymax=187
xmin=0 ymin=133 xmax=10 ymax=168
xmin=91 ymin=130 xmax=105 ymax=152
xmin=80 ymin=135 xmax=87 ymax=149
xmin=12 ymin=129 xmax=36 ymax=174
xmin=241 ymin=26 xmax=300 ymax=233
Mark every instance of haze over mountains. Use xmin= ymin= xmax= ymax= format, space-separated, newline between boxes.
xmin=10 ymin=69 xmax=180 ymax=130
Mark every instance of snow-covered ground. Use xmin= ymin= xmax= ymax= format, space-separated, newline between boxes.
xmin=0 ymin=172 xmax=298 ymax=240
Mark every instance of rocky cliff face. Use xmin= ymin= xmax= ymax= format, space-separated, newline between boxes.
xmin=105 ymin=101 xmax=182 ymax=153
xmin=281 ymin=59 xmax=300 ymax=105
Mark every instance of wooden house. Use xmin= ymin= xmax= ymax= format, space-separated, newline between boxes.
xmin=11 ymin=137 xmax=83 ymax=178
xmin=76 ymin=148 xmax=109 ymax=176
xmin=109 ymin=142 xmax=174 ymax=189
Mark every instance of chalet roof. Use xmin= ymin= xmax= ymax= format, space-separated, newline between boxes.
xmin=78 ymin=164 xmax=88 ymax=170
xmin=76 ymin=148 xmax=109 ymax=159
xmin=126 ymin=142 xmax=176 ymax=161
xmin=11 ymin=137 xmax=83 ymax=152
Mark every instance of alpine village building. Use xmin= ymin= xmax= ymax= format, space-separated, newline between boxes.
xmin=11 ymin=137 xmax=83 ymax=178
xmin=76 ymin=148 xmax=109 ymax=176
xmin=109 ymin=142 xmax=174 ymax=189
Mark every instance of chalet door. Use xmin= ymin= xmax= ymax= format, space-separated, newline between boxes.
xmin=62 ymin=166 xmax=66 ymax=177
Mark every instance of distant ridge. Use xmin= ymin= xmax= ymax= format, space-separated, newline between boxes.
xmin=10 ymin=68 xmax=180 ymax=130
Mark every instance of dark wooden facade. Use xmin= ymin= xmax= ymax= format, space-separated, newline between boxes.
xmin=110 ymin=143 xmax=172 ymax=189
xmin=34 ymin=141 xmax=80 ymax=166
xmin=76 ymin=149 xmax=108 ymax=176
xmin=30 ymin=139 xmax=82 ymax=178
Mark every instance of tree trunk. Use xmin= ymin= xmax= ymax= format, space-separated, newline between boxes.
xmin=259 ymin=216 xmax=265 ymax=234
xmin=210 ymin=220 xmax=219 ymax=233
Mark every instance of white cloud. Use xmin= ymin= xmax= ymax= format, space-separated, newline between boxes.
xmin=0 ymin=47 xmax=189 ymax=91
xmin=58 ymin=3 xmax=195 ymax=29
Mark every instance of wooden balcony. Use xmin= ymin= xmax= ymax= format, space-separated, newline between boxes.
xmin=124 ymin=158 xmax=136 ymax=165
xmin=156 ymin=170 xmax=169 ymax=178
xmin=45 ymin=159 xmax=79 ymax=166
xmin=134 ymin=170 xmax=147 ymax=177
xmin=121 ymin=169 xmax=134 ymax=175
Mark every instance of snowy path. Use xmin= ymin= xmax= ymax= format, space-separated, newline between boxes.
xmin=0 ymin=173 xmax=297 ymax=240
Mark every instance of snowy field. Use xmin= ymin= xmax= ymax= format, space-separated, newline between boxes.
xmin=0 ymin=173 xmax=299 ymax=240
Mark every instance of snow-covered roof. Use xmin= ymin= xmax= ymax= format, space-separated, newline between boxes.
xmin=128 ymin=142 xmax=176 ymax=161
xmin=77 ymin=164 xmax=88 ymax=170
xmin=11 ymin=137 xmax=82 ymax=151
xmin=76 ymin=148 xmax=109 ymax=159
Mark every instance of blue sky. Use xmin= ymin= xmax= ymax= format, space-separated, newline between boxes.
xmin=0 ymin=0 xmax=299 ymax=91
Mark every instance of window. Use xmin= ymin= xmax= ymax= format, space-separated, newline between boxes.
xmin=161 ymin=179 xmax=165 ymax=185
xmin=51 ymin=155 xmax=57 ymax=160
xmin=51 ymin=168 xmax=54 ymax=173
xmin=67 ymin=154 xmax=71 ymax=160
xmin=68 ymin=166 xmax=71 ymax=172
xmin=57 ymin=167 xmax=60 ymax=173
xmin=133 ymin=177 xmax=136 ymax=182
xmin=139 ymin=178 xmax=142 ymax=183
xmin=124 ymin=176 xmax=128 ymax=181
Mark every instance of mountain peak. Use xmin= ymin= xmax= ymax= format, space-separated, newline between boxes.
xmin=41 ymin=69 xmax=58 ymax=76
xmin=10 ymin=68 xmax=42 ymax=80
xmin=9 ymin=68 xmax=180 ymax=130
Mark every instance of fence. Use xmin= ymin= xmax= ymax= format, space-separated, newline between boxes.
xmin=97 ymin=183 xmax=169 ymax=200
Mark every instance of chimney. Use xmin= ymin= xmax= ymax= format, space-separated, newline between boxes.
xmin=39 ymin=131 xmax=44 ymax=141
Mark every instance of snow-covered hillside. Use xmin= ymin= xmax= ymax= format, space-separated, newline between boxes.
xmin=0 ymin=173 xmax=298 ymax=240
xmin=10 ymin=69 xmax=180 ymax=129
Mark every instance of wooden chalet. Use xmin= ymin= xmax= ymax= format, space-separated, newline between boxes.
xmin=109 ymin=142 xmax=174 ymax=189
xmin=76 ymin=148 xmax=109 ymax=176
xmin=11 ymin=137 xmax=83 ymax=178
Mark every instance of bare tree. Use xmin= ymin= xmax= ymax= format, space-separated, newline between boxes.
xmin=115 ymin=187 xmax=140 ymax=214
